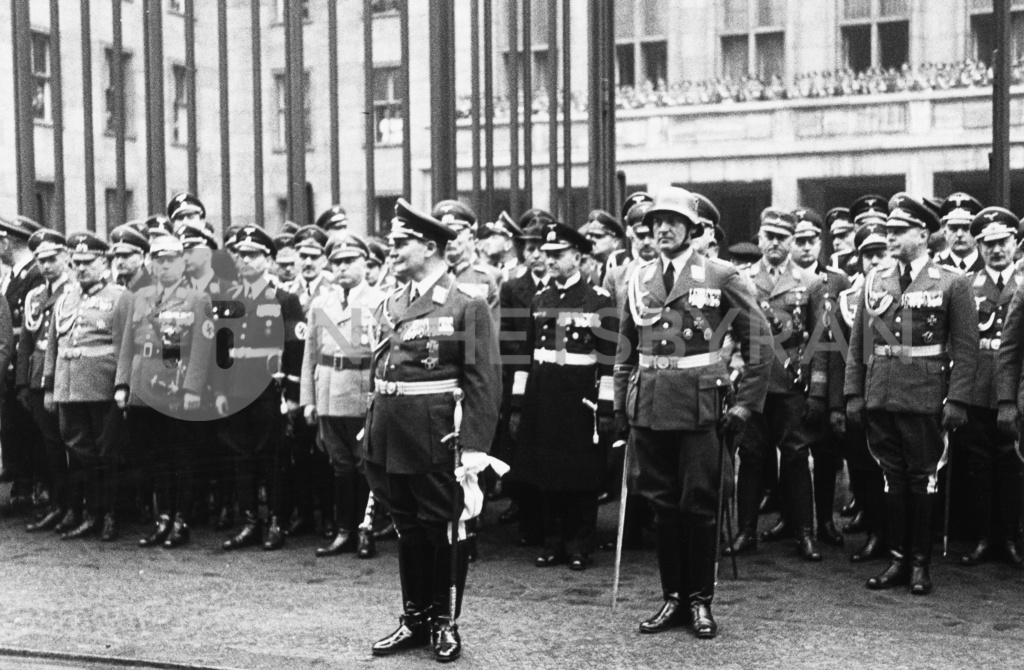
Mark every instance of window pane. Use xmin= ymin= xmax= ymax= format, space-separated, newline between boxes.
xmin=31 ymin=33 xmax=49 ymax=75
xmin=641 ymin=0 xmax=666 ymax=36
xmin=616 ymin=0 xmax=634 ymax=39
xmin=722 ymin=35 xmax=748 ymax=78
xmin=973 ymin=14 xmax=995 ymax=63
xmin=1012 ymin=13 xmax=1024 ymax=61
xmin=642 ymin=40 xmax=667 ymax=85
xmin=757 ymin=0 xmax=784 ymax=27
xmin=531 ymin=0 xmax=549 ymax=46
xmin=843 ymin=24 xmax=872 ymax=72
xmin=532 ymin=49 xmax=549 ymax=91
xmin=878 ymin=20 xmax=909 ymax=69
xmin=616 ymin=43 xmax=635 ymax=87
xmin=844 ymin=0 xmax=871 ymax=19
xmin=723 ymin=0 xmax=748 ymax=31
xmin=879 ymin=0 xmax=909 ymax=17
xmin=755 ymin=32 xmax=784 ymax=79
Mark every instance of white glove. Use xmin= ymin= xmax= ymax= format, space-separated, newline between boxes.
xmin=459 ymin=449 xmax=491 ymax=477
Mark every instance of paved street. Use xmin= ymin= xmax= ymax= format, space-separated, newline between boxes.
xmin=0 ymin=493 xmax=1021 ymax=670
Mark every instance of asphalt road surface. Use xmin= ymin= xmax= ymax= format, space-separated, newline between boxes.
xmin=0 ymin=493 xmax=1021 ymax=670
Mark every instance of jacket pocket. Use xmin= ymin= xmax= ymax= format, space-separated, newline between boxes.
xmin=697 ymin=374 xmax=727 ymax=428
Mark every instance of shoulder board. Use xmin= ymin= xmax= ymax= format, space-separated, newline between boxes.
xmin=472 ymin=263 xmax=500 ymax=279
xmin=25 ymin=283 xmax=46 ymax=302
xmin=593 ymin=286 xmax=610 ymax=298
xmin=973 ymin=272 xmax=987 ymax=287
xmin=706 ymin=256 xmax=731 ymax=268
xmin=936 ymin=263 xmax=960 ymax=275
xmin=456 ymin=284 xmax=480 ymax=297
xmin=513 ymin=265 xmax=528 ymax=279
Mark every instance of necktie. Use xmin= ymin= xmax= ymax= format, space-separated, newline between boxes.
xmin=342 ymin=289 xmax=350 ymax=310
xmin=997 ymin=275 xmax=1006 ymax=291
xmin=410 ymin=286 xmax=419 ymax=303
xmin=663 ymin=261 xmax=675 ymax=294
xmin=899 ymin=264 xmax=912 ymax=293
xmin=958 ymin=259 xmax=966 ymax=271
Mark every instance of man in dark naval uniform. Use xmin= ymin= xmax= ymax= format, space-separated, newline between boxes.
xmin=615 ymin=187 xmax=772 ymax=639
xmin=365 ymin=200 xmax=500 ymax=663
xmin=846 ymin=193 xmax=978 ymax=595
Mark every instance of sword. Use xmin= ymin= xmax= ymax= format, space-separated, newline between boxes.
xmin=941 ymin=430 xmax=951 ymax=558
xmin=716 ymin=392 xmax=739 ymax=581
xmin=441 ymin=389 xmax=466 ymax=622
xmin=611 ymin=435 xmax=631 ymax=612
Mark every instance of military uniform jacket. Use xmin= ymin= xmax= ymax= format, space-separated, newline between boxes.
xmin=216 ymin=279 xmax=305 ymax=403
xmin=452 ymin=260 xmax=500 ymax=316
xmin=808 ymin=263 xmax=853 ymax=411
xmin=744 ymin=259 xmax=828 ymax=397
xmin=603 ymin=257 xmax=651 ymax=312
xmin=963 ymin=269 xmax=1021 ymax=409
xmin=498 ymin=268 xmax=546 ymax=388
xmin=365 ymin=271 xmax=501 ymax=475
xmin=115 ymin=281 xmax=215 ymax=410
xmin=615 ymin=252 xmax=772 ymax=431
xmin=994 ymin=278 xmax=1024 ymax=407
xmin=123 ymin=269 xmax=155 ymax=292
xmin=300 ymin=281 xmax=385 ymax=418
xmin=16 ymin=276 xmax=69 ymax=391
xmin=284 ymin=271 xmax=334 ymax=313
xmin=4 ymin=260 xmax=43 ymax=379
xmin=44 ymin=280 xmax=133 ymax=403
xmin=845 ymin=259 xmax=978 ymax=414
xmin=938 ymin=251 xmax=985 ymax=274
xmin=515 ymin=277 xmax=617 ymax=492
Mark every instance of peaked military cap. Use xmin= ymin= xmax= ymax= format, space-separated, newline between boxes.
xmin=315 ymin=206 xmax=348 ymax=231
xmin=850 ymin=195 xmax=888 ymax=225
xmin=66 ymin=232 xmax=109 ymax=261
xmin=693 ymin=193 xmax=721 ymax=229
xmin=478 ymin=211 xmax=523 ymax=240
xmin=540 ymin=221 xmax=593 ymax=254
xmin=28 ymin=229 xmax=66 ymax=260
xmin=390 ymin=198 xmax=457 ymax=245
xmin=621 ymin=192 xmax=654 ymax=223
xmin=793 ymin=208 xmax=824 ymax=239
xmin=367 ymin=240 xmax=387 ymax=266
xmin=175 ymin=219 xmax=219 ymax=250
xmin=231 ymin=225 xmax=277 ymax=258
xmin=0 ymin=215 xmax=41 ymax=241
xmin=150 ymin=234 xmax=185 ymax=259
xmin=854 ymin=223 xmax=887 ymax=252
xmin=273 ymin=233 xmax=295 ymax=250
xmin=519 ymin=222 xmax=546 ymax=241
xmin=294 ymin=225 xmax=329 ymax=256
xmin=626 ymin=200 xmax=655 ymax=234
xmin=166 ymin=192 xmax=206 ymax=221
xmin=826 ymin=207 xmax=854 ymax=235
xmin=326 ymin=233 xmax=371 ymax=261
xmin=759 ymin=208 xmax=797 ymax=237
xmin=109 ymin=224 xmax=151 ymax=255
xmin=887 ymin=192 xmax=941 ymax=232
xmin=517 ymin=207 xmax=555 ymax=230
xmin=940 ymin=192 xmax=984 ymax=224
xmin=971 ymin=207 xmax=1019 ymax=243
xmin=587 ymin=209 xmax=624 ymax=238
xmin=727 ymin=241 xmax=762 ymax=265
xmin=432 ymin=200 xmax=478 ymax=231
xmin=643 ymin=186 xmax=704 ymax=237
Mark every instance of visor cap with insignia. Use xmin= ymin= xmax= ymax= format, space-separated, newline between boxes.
xmin=517 ymin=207 xmax=555 ymax=231
xmin=367 ymin=240 xmax=387 ymax=266
xmin=850 ymin=195 xmax=888 ymax=225
xmin=326 ymin=233 xmax=370 ymax=261
xmin=166 ymin=192 xmax=206 ymax=222
xmin=540 ymin=221 xmax=593 ymax=254
xmin=143 ymin=214 xmax=174 ymax=237
xmin=231 ymin=225 xmax=277 ymax=258
xmin=432 ymin=199 xmax=478 ymax=232
xmin=642 ymin=186 xmax=704 ymax=238
xmin=587 ymin=209 xmax=624 ymax=238
xmin=149 ymin=234 xmax=185 ymax=259
xmin=971 ymin=207 xmax=1019 ymax=243
xmin=759 ymin=207 xmax=797 ymax=237
xmin=109 ymin=224 xmax=151 ymax=256
xmin=28 ymin=229 xmax=67 ymax=260
xmin=390 ymin=198 xmax=457 ymax=246
xmin=621 ymin=191 xmax=654 ymax=223
xmin=825 ymin=207 xmax=854 ymax=236
xmin=626 ymin=201 xmax=655 ymax=233
xmin=693 ymin=193 xmax=721 ymax=229
xmin=793 ymin=208 xmax=824 ymax=239
xmin=175 ymin=219 xmax=219 ymax=250
xmin=478 ymin=211 xmax=523 ymax=240
xmin=273 ymin=233 xmax=295 ymax=250
xmin=294 ymin=225 xmax=329 ymax=256
xmin=0 ymin=215 xmax=41 ymax=241
xmin=315 ymin=206 xmax=348 ymax=231
xmin=520 ymin=222 xmax=547 ymax=242
xmin=886 ymin=192 xmax=941 ymax=232
xmin=854 ymin=223 xmax=887 ymax=253
xmin=66 ymin=232 xmax=109 ymax=261
xmin=940 ymin=192 xmax=984 ymax=224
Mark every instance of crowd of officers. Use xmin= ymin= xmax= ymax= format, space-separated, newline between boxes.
xmin=0 ymin=182 xmax=1023 ymax=662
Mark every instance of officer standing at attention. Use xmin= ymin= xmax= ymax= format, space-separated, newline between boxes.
xmin=366 ymin=200 xmax=500 ymax=663
xmin=935 ymin=193 xmax=984 ymax=273
xmin=301 ymin=233 xmax=385 ymax=559
xmin=615 ymin=186 xmax=771 ymax=638
xmin=116 ymin=234 xmax=214 ymax=549
xmin=109 ymin=224 xmax=154 ymax=292
xmin=44 ymin=232 xmax=133 ymax=541
xmin=846 ymin=193 xmax=978 ymax=595
xmin=19 ymin=230 xmax=72 ymax=533
xmin=433 ymin=200 xmax=501 ymax=315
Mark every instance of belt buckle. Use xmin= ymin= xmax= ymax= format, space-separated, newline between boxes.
xmin=991 ymin=338 xmax=1001 ymax=350
xmin=384 ymin=381 xmax=398 ymax=396
xmin=333 ymin=354 xmax=344 ymax=371
xmin=880 ymin=345 xmax=892 ymax=357
xmin=142 ymin=342 xmax=153 ymax=358
xmin=71 ymin=347 xmax=81 ymax=359
xmin=656 ymin=356 xmax=669 ymax=370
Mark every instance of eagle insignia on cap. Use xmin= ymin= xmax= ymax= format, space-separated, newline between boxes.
xmin=546 ymin=230 xmax=557 ymax=242
xmin=76 ymin=243 xmax=88 ymax=253
xmin=985 ymin=211 xmax=1000 ymax=221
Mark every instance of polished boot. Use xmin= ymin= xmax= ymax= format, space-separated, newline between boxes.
xmin=373 ymin=519 xmax=398 ymax=541
xmin=357 ymin=528 xmax=376 ymax=558
xmin=139 ymin=514 xmax=173 ymax=547
xmin=263 ymin=515 xmax=286 ymax=551
xmin=164 ymin=514 xmax=190 ymax=548
xmin=842 ymin=510 xmax=866 ymax=534
xmin=639 ymin=595 xmax=686 ymax=634
xmin=866 ymin=550 xmax=910 ymax=589
xmin=851 ymin=533 xmax=886 ymax=563
xmin=1003 ymin=539 xmax=1024 ymax=568
xmin=100 ymin=513 xmax=118 ymax=542
xmin=960 ymin=539 xmax=992 ymax=567
xmin=797 ymin=530 xmax=823 ymax=561
xmin=535 ymin=552 xmax=565 ymax=567
xmin=759 ymin=518 xmax=792 ymax=542
xmin=316 ymin=529 xmax=355 ymax=557
xmin=569 ymin=553 xmax=591 ymax=571
xmin=61 ymin=512 xmax=100 ymax=540
xmin=372 ymin=533 xmax=436 ymax=657
xmin=371 ymin=608 xmax=432 ymax=657
xmin=686 ymin=523 xmax=718 ymax=639
xmin=222 ymin=510 xmax=262 ymax=550
xmin=866 ymin=492 xmax=909 ymax=590
xmin=431 ymin=616 xmax=461 ymax=663
xmin=909 ymin=493 xmax=933 ymax=595
xmin=54 ymin=508 xmax=80 ymax=533
xmin=721 ymin=529 xmax=757 ymax=556
xmin=285 ymin=510 xmax=311 ymax=537
xmin=26 ymin=507 xmax=65 ymax=532
xmin=640 ymin=520 xmax=686 ymax=634
xmin=817 ymin=520 xmax=845 ymax=547
xmin=840 ymin=496 xmax=859 ymax=517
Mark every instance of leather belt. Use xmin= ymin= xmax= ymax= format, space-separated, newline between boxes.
xmin=319 ymin=353 xmax=372 ymax=371
xmin=872 ymin=344 xmax=946 ymax=358
xmin=136 ymin=342 xmax=188 ymax=359
xmin=229 ymin=347 xmax=280 ymax=359
xmin=60 ymin=344 xmax=115 ymax=359
xmin=979 ymin=338 xmax=1001 ymax=351
xmin=639 ymin=352 xmax=721 ymax=370
xmin=374 ymin=378 xmax=459 ymax=396
xmin=533 ymin=349 xmax=596 ymax=366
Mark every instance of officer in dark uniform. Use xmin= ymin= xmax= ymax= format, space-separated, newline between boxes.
xmin=433 ymin=199 xmax=501 ymax=314
xmin=582 ymin=209 xmax=628 ymax=287
xmin=835 ymin=224 xmax=890 ymax=562
xmin=366 ymin=200 xmax=501 ymax=663
xmin=478 ymin=211 xmax=524 ymax=280
xmin=316 ymin=205 xmax=350 ymax=239
xmin=514 ymin=222 xmax=617 ymax=571
xmin=724 ymin=209 xmax=827 ymax=561
xmin=217 ymin=226 xmax=305 ymax=552
xmin=846 ymin=193 xmax=978 ymax=595
xmin=0 ymin=216 xmax=44 ymax=511
xmin=115 ymin=234 xmax=214 ymax=548
xmin=44 ymin=232 xmax=133 ymax=541
xmin=953 ymin=208 xmax=1023 ymax=568
xmin=614 ymin=186 xmax=772 ymax=638
xmin=19 ymin=230 xmax=71 ymax=532
xmin=109 ymin=224 xmax=154 ymax=292
xmin=936 ymin=193 xmax=984 ymax=273
xmin=827 ymin=208 xmax=857 ymax=274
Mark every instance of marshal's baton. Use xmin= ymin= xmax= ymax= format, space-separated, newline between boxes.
xmin=442 ymin=389 xmax=466 ymax=622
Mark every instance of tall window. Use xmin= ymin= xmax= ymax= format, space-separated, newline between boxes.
xmin=104 ymin=49 xmax=134 ymax=136
xmin=171 ymin=65 xmax=188 ymax=146
xmin=721 ymin=0 xmax=785 ymax=80
xmin=615 ymin=0 xmax=668 ymax=87
xmin=167 ymin=0 xmax=184 ymax=13
xmin=30 ymin=32 xmax=51 ymax=122
xmin=274 ymin=72 xmax=312 ymax=151
xmin=371 ymin=0 xmax=401 ymax=13
xmin=840 ymin=0 xmax=910 ymax=72
xmin=104 ymin=188 xmax=135 ymax=233
xmin=373 ymin=66 xmax=405 ymax=145
xmin=971 ymin=1 xmax=1024 ymax=64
